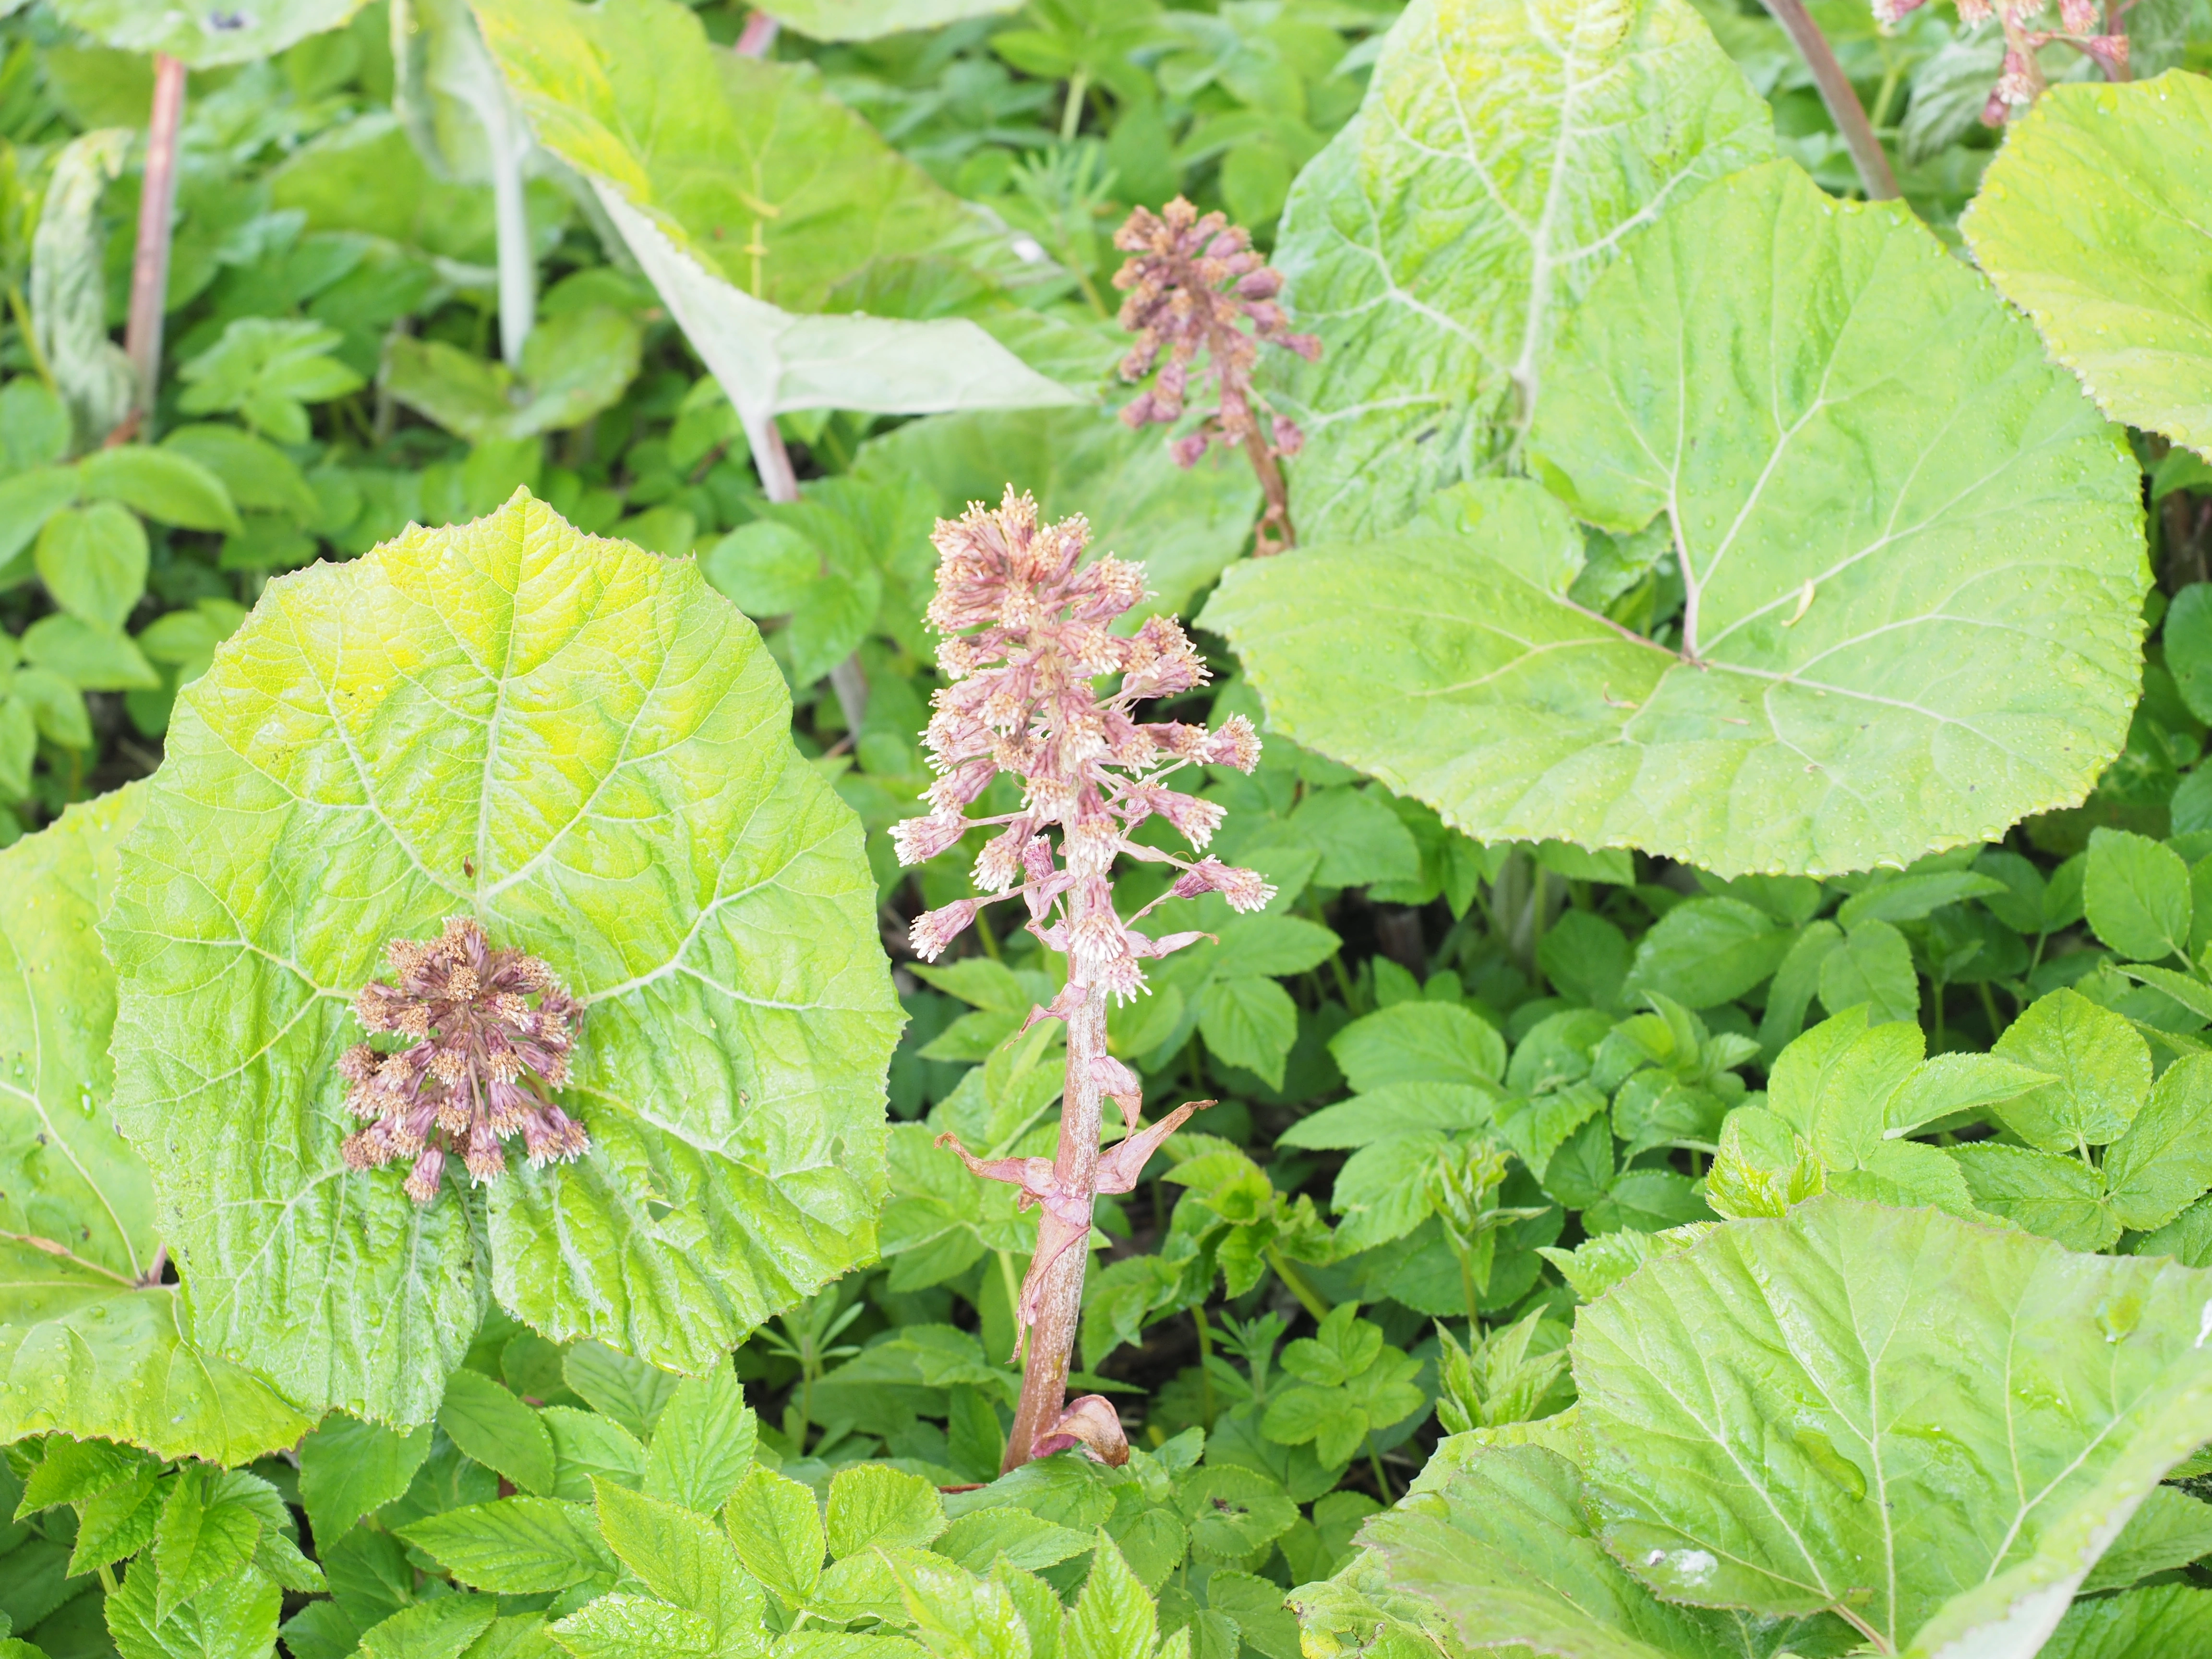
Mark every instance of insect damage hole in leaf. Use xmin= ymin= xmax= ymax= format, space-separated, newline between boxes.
xmin=103 ymin=488 xmax=902 ymax=1425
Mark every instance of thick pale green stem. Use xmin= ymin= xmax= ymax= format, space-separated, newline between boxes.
xmin=486 ymin=109 xmax=534 ymax=371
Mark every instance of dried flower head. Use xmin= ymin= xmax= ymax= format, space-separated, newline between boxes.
xmin=1112 ymin=197 xmax=1320 ymax=555
xmin=342 ymin=916 xmax=588 ymax=1204
xmin=895 ymin=488 xmax=1276 ymax=1005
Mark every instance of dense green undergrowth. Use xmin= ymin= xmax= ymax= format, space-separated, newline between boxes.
xmin=0 ymin=0 xmax=2210 ymax=1656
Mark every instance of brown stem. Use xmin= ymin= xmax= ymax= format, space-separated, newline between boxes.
xmin=1242 ymin=427 xmax=1295 ymax=554
xmin=123 ymin=54 xmax=187 ymax=430
xmin=1756 ymin=0 xmax=1899 ymax=201
xmin=1003 ymin=991 xmax=1106 ymax=1470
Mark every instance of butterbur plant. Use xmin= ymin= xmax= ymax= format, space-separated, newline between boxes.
xmin=1113 ymin=198 xmax=1321 ymax=555
xmin=341 ymin=916 xmax=589 ymax=1203
xmin=102 ymin=490 xmax=902 ymax=1427
xmin=895 ymin=487 xmax=1276 ymax=1468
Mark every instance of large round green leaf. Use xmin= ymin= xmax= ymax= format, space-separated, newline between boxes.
xmin=0 ymin=788 xmax=310 ymax=1463
xmin=1204 ymin=161 xmax=2147 ymax=877
xmin=1576 ymin=1197 xmax=2212 ymax=1656
xmin=105 ymin=491 xmax=902 ymax=1426
xmin=1963 ymin=72 xmax=2212 ymax=461
xmin=51 ymin=0 xmax=369 ymax=69
xmin=1296 ymin=1439 xmax=1851 ymax=1659
xmin=1258 ymin=0 xmax=1774 ymax=543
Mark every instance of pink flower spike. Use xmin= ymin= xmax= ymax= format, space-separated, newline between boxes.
xmin=911 ymin=900 xmax=982 ymax=962
xmin=888 ymin=486 xmax=1276 ymax=1463
xmin=891 ymin=812 xmax=969 ymax=866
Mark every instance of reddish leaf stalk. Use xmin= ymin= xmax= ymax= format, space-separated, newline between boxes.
xmin=894 ymin=489 xmax=1275 ymax=1468
xmin=1112 ymin=199 xmax=1319 ymax=556
xmin=121 ymin=53 xmax=187 ymax=434
xmin=735 ymin=9 xmax=780 ymax=55
xmin=1758 ymin=0 xmax=1899 ymax=200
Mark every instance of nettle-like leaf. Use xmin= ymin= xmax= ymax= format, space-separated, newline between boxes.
xmin=1963 ymin=72 xmax=2212 ymax=461
xmin=104 ymin=492 xmax=902 ymax=1426
xmin=1206 ymin=160 xmax=2147 ymax=877
xmin=1310 ymin=1198 xmax=2212 ymax=1659
xmin=473 ymin=0 xmax=1080 ymax=468
xmin=0 ymin=789 xmax=311 ymax=1464
xmin=1257 ymin=0 xmax=1775 ymax=543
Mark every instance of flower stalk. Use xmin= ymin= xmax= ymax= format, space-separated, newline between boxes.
xmin=894 ymin=487 xmax=1276 ymax=1468
xmin=1112 ymin=199 xmax=1320 ymax=556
